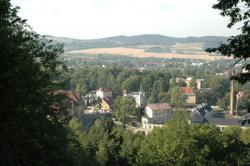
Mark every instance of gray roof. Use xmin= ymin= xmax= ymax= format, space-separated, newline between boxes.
xmin=205 ymin=112 xmax=250 ymax=127
xmin=148 ymin=103 xmax=171 ymax=111
xmin=189 ymin=103 xmax=250 ymax=127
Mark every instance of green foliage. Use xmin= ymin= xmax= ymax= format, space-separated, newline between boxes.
xmin=114 ymin=96 xmax=140 ymax=124
xmin=69 ymin=66 xmax=170 ymax=101
xmin=68 ymin=114 xmax=250 ymax=166
xmin=69 ymin=117 xmax=144 ymax=166
xmin=0 ymin=1 xmax=84 ymax=165
xmin=217 ymin=92 xmax=230 ymax=110
xmin=167 ymin=86 xmax=186 ymax=107
xmin=138 ymin=114 xmax=250 ymax=166
xmin=122 ymin=77 xmax=140 ymax=93
xmin=241 ymin=128 xmax=250 ymax=144
xmin=197 ymin=75 xmax=230 ymax=105
xmin=220 ymin=127 xmax=249 ymax=165
xmin=189 ymin=78 xmax=197 ymax=88
xmin=119 ymin=130 xmax=144 ymax=165
xmin=206 ymin=0 xmax=250 ymax=84
xmin=68 ymin=63 xmax=240 ymax=107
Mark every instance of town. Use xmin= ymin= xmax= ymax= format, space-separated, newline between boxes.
xmin=2 ymin=0 xmax=250 ymax=165
xmin=56 ymin=66 xmax=250 ymax=134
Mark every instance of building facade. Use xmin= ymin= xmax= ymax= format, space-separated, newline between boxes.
xmin=96 ymin=88 xmax=112 ymax=99
xmin=181 ymin=87 xmax=197 ymax=105
xmin=142 ymin=103 xmax=172 ymax=128
xmin=101 ymin=97 xmax=113 ymax=112
xmin=125 ymin=91 xmax=146 ymax=107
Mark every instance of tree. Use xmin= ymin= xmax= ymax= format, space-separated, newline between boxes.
xmin=167 ymin=86 xmax=186 ymax=107
xmin=148 ymin=79 xmax=168 ymax=103
xmin=189 ymin=78 xmax=197 ymax=88
xmin=138 ymin=113 xmax=250 ymax=165
xmin=241 ymin=128 xmax=250 ymax=144
xmin=95 ymin=138 xmax=109 ymax=166
xmin=220 ymin=127 xmax=249 ymax=165
xmin=121 ymin=77 xmax=140 ymax=93
xmin=113 ymin=96 xmax=139 ymax=124
xmin=119 ymin=130 xmax=144 ymax=165
xmin=206 ymin=0 xmax=250 ymax=84
xmin=217 ymin=92 xmax=230 ymax=111
xmin=0 ymin=1 xmax=81 ymax=165
xmin=140 ymin=76 xmax=153 ymax=93
xmin=138 ymin=113 xmax=221 ymax=165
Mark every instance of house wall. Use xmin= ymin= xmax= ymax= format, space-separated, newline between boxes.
xmin=96 ymin=90 xmax=112 ymax=99
xmin=101 ymin=101 xmax=111 ymax=112
xmin=186 ymin=94 xmax=197 ymax=104
xmin=145 ymin=106 xmax=153 ymax=118
xmin=144 ymin=106 xmax=172 ymax=124
xmin=131 ymin=92 xmax=146 ymax=107
xmin=196 ymin=79 xmax=204 ymax=89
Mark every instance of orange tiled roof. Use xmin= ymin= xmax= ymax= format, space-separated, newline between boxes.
xmin=66 ymin=91 xmax=81 ymax=103
xmin=181 ymin=87 xmax=194 ymax=94
xmin=53 ymin=90 xmax=81 ymax=103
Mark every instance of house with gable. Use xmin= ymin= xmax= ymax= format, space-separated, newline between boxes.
xmin=141 ymin=103 xmax=172 ymax=129
xmin=96 ymin=88 xmax=112 ymax=99
xmin=101 ymin=97 xmax=113 ymax=112
xmin=181 ymin=87 xmax=197 ymax=105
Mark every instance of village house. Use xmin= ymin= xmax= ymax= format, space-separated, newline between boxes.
xmin=170 ymin=77 xmax=205 ymax=89
xmin=53 ymin=90 xmax=85 ymax=116
xmin=124 ymin=91 xmax=146 ymax=108
xmin=96 ymin=88 xmax=112 ymax=99
xmin=101 ymin=97 xmax=113 ymax=112
xmin=141 ymin=103 xmax=250 ymax=134
xmin=196 ymin=79 xmax=205 ymax=89
xmin=185 ymin=77 xmax=193 ymax=87
xmin=84 ymin=91 xmax=96 ymax=105
xmin=181 ymin=87 xmax=197 ymax=105
xmin=141 ymin=103 xmax=172 ymax=129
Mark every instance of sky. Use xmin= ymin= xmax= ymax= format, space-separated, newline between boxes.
xmin=12 ymin=0 xmax=239 ymax=39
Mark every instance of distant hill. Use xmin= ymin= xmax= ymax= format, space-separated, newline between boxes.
xmin=46 ymin=34 xmax=229 ymax=51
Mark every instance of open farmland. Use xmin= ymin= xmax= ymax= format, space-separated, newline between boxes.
xmin=67 ymin=47 xmax=230 ymax=61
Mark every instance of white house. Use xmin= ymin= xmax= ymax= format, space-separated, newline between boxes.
xmin=142 ymin=103 xmax=172 ymax=128
xmin=126 ymin=91 xmax=146 ymax=107
xmin=196 ymin=79 xmax=205 ymax=89
xmin=84 ymin=91 xmax=96 ymax=105
xmin=96 ymin=88 xmax=112 ymax=99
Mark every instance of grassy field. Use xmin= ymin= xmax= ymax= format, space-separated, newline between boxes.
xmin=67 ymin=47 xmax=230 ymax=61
xmin=172 ymin=43 xmax=204 ymax=50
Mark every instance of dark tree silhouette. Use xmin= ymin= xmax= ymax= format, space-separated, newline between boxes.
xmin=0 ymin=1 xmax=83 ymax=165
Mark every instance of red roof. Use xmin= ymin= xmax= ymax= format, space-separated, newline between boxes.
xmin=53 ymin=90 xmax=81 ymax=103
xmin=66 ymin=91 xmax=81 ymax=103
xmin=181 ymin=87 xmax=194 ymax=94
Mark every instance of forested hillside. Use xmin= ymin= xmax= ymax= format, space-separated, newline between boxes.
xmin=47 ymin=34 xmax=228 ymax=51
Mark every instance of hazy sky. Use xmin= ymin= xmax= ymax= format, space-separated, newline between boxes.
xmin=12 ymin=0 xmax=239 ymax=39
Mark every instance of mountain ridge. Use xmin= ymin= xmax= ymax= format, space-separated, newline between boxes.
xmin=45 ymin=34 xmax=229 ymax=51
